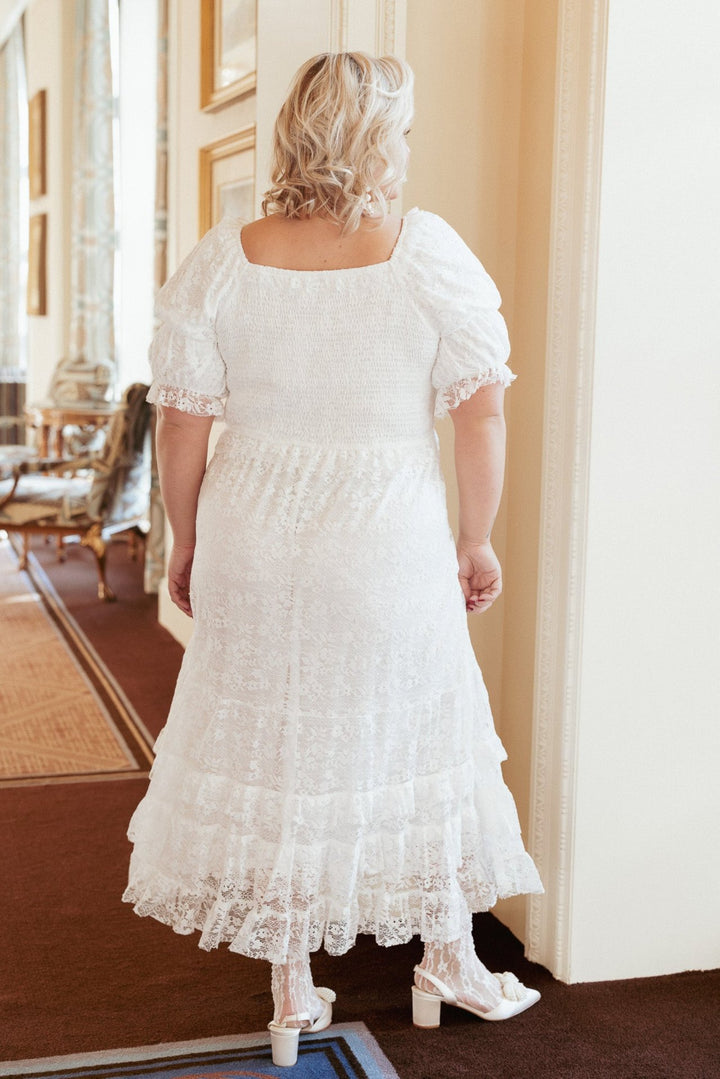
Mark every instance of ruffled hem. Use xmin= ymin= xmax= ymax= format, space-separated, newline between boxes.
xmin=122 ymin=847 xmax=543 ymax=962
xmin=123 ymin=742 xmax=544 ymax=963
xmin=434 ymin=368 xmax=517 ymax=420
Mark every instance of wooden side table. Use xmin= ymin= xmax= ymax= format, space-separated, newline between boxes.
xmin=24 ymin=401 xmax=122 ymax=458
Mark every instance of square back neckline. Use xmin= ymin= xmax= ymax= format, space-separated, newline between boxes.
xmin=236 ymin=209 xmax=417 ymax=274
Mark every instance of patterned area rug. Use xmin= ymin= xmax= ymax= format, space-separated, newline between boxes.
xmin=0 ymin=1025 xmax=400 ymax=1078
xmin=0 ymin=537 xmax=154 ymax=787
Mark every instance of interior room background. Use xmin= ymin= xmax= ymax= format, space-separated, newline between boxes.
xmin=1 ymin=0 xmax=718 ymax=988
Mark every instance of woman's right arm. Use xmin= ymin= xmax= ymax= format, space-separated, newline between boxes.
xmin=450 ymin=381 xmax=508 ymax=614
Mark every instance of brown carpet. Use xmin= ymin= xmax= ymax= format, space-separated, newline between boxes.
xmin=1 ymin=538 xmax=718 ymax=1077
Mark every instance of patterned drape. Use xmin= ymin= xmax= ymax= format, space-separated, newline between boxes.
xmin=143 ymin=0 xmax=169 ymax=594
xmin=50 ymin=0 xmax=116 ymax=406
xmin=0 ymin=23 xmax=23 ymax=386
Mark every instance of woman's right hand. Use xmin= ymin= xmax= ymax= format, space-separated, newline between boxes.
xmin=456 ymin=539 xmax=503 ymax=614
xmin=167 ymin=542 xmax=196 ymax=617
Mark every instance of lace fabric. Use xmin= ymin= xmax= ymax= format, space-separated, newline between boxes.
xmin=147 ymin=382 xmax=225 ymax=417
xmin=123 ymin=210 xmax=542 ymax=963
xmin=416 ymin=933 xmax=504 ymax=1013
xmin=271 ymin=961 xmax=324 ymax=1027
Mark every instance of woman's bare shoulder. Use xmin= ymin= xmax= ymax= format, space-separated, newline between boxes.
xmin=240 ymin=213 xmax=403 ymax=271
xmin=240 ymin=215 xmax=294 ymax=265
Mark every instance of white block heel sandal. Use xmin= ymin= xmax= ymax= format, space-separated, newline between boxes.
xmin=411 ymin=966 xmax=540 ymax=1026
xmin=267 ymin=986 xmax=336 ymax=1067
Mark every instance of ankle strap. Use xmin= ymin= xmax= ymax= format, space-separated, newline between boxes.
xmin=274 ymin=1012 xmax=311 ymax=1028
xmin=413 ymin=965 xmax=457 ymax=1004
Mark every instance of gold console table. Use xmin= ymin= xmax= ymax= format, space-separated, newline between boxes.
xmin=24 ymin=400 xmax=123 ymax=458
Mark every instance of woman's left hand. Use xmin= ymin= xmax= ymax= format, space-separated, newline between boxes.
xmin=168 ymin=542 xmax=196 ymax=617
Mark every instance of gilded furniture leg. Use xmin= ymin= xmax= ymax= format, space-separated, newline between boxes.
xmin=19 ymin=534 xmax=30 ymax=570
xmin=81 ymin=523 xmax=115 ymax=602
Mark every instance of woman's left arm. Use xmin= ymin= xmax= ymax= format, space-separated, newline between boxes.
xmin=156 ymin=404 xmax=214 ymax=617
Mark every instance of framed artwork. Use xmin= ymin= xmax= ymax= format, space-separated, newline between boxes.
xmin=199 ymin=125 xmax=256 ymax=238
xmin=201 ymin=0 xmax=257 ymax=111
xmin=27 ymin=213 xmax=47 ymax=316
xmin=28 ymin=89 xmax=47 ymax=199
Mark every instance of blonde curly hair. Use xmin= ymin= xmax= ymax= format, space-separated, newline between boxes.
xmin=262 ymin=52 xmax=414 ymax=234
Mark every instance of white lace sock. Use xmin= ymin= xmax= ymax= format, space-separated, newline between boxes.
xmin=416 ymin=932 xmax=505 ymax=1014
xmin=271 ymin=958 xmax=324 ymax=1028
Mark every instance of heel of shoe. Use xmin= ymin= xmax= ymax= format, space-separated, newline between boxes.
xmin=411 ymin=985 xmax=442 ymax=1028
xmin=268 ymin=1024 xmax=300 ymax=1067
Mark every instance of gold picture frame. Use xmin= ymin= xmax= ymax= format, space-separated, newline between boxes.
xmin=201 ymin=0 xmax=257 ymax=111
xmin=27 ymin=213 xmax=47 ymax=316
xmin=199 ymin=125 xmax=256 ymax=238
xmin=28 ymin=89 xmax=47 ymax=199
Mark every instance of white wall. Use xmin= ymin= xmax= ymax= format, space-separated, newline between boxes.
xmin=569 ymin=0 xmax=720 ymax=980
xmin=117 ymin=0 xmax=157 ymax=388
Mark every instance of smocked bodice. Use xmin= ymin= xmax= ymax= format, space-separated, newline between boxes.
xmin=147 ymin=209 xmax=514 ymax=442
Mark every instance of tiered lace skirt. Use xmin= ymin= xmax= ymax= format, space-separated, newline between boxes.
xmin=123 ymin=428 xmax=542 ymax=962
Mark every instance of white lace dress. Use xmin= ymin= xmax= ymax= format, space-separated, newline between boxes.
xmin=122 ymin=209 xmax=543 ymax=963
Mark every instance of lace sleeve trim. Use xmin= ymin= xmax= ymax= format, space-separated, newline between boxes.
xmin=147 ymin=383 xmax=225 ymax=417
xmin=434 ymin=368 xmax=516 ymax=420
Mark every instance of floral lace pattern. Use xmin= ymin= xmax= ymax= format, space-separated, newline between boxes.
xmin=124 ymin=211 xmax=541 ymax=963
xmin=147 ymin=382 xmax=224 ymax=417
xmin=436 ymin=369 xmax=517 ymax=420
xmin=416 ymin=932 xmax=504 ymax=1012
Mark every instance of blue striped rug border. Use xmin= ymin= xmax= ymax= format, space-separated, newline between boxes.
xmin=0 ymin=1023 xmax=400 ymax=1079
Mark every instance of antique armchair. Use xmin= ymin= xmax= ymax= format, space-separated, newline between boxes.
xmin=0 ymin=383 xmax=152 ymax=601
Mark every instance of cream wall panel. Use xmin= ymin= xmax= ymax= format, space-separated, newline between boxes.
xmin=497 ymin=0 xmax=559 ymax=943
xmin=24 ymin=0 xmax=74 ymax=405
xmin=255 ymin=0 xmax=331 ymax=210
xmin=404 ymin=0 xmax=530 ymax=941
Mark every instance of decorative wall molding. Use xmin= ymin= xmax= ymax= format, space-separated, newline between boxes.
xmin=375 ymin=0 xmax=405 ymax=56
xmin=330 ymin=0 xmax=348 ymax=53
xmin=376 ymin=0 xmax=393 ymax=54
xmin=526 ymin=0 xmax=609 ymax=982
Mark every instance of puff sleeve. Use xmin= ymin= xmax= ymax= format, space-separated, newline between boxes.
xmin=147 ymin=222 xmax=235 ymax=418
xmin=409 ymin=212 xmax=514 ymax=420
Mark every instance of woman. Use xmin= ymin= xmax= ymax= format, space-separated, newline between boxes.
xmin=123 ymin=52 xmax=543 ymax=1068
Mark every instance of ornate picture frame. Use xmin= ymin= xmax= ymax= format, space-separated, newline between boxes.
xmin=28 ymin=89 xmax=47 ymax=199
xmin=200 ymin=0 xmax=257 ymax=111
xmin=27 ymin=213 xmax=47 ymax=316
xmin=198 ymin=125 xmax=256 ymax=238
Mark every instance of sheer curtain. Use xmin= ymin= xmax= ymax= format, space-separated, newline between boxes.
xmin=0 ymin=21 xmax=27 ymax=442
xmin=49 ymin=0 xmax=116 ymax=406
xmin=143 ymin=0 xmax=168 ymax=594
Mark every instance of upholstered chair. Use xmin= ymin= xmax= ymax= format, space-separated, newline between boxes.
xmin=0 ymin=383 xmax=152 ymax=600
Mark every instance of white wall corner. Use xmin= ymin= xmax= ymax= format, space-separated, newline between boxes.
xmin=525 ymin=0 xmax=608 ymax=983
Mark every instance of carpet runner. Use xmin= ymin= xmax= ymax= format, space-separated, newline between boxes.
xmin=0 ymin=538 xmax=155 ymax=786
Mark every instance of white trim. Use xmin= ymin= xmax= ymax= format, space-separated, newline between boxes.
xmin=375 ymin=0 xmax=406 ymax=56
xmin=330 ymin=0 xmax=349 ymax=52
xmin=0 ymin=0 xmax=28 ymax=50
xmin=526 ymin=0 xmax=608 ymax=982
